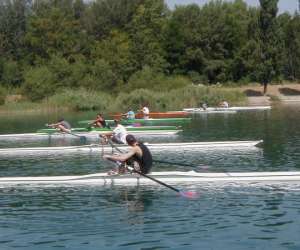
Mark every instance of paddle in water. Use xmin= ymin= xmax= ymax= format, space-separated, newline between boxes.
xmin=105 ymin=139 xmax=198 ymax=199
xmin=126 ymin=166 xmax=198 ymax=199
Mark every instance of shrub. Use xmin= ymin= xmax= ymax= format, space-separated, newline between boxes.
xmin=47 ymin=88 xmax=113 ymax=111
xmin=0 ymin=86 xmax=6 ymax=105
xmin=23 ymin=66 xmax=57 ymax=101
xmin=279 ymin=87 xmax=300 ymax=96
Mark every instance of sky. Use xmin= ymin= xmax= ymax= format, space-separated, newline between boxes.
xmin=166 ymin=0 xmax=299 ymax=14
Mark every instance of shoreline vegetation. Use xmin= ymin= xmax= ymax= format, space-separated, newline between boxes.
xmin=0 ymin=85 xmax=247 ymax=113
xmin=1 ymin=83 xmax=300 ymax=115
xmin=1 ymin=0 xmax=300 ymax=113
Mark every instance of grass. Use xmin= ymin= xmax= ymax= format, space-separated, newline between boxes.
xmin=0 ymin=85 xmax=247 ymax=113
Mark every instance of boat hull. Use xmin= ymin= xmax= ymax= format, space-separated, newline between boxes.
xmin=0 ymin=140 xmax=262 ymax=155
xmin=112 ymin=111 xmax=189 ymax=119
xmin=1 ymin=171 xmax=300 ymax=185
xmin=78 ymin=118 xmax=192 ymax=126
xmin=184 ymin=106 xmax=271 ymax=113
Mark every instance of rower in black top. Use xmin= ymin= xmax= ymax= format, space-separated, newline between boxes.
xmin=103 ymin=134 xmax=153 ymax=174
xmin=89 ymin=113 xmax=107 ymax=128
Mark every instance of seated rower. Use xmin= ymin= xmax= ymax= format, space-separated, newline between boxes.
xmin=101 ymin=119 xmax=127 ymax=144
xmin=201 ymin=102 xmax=208 ymax=110
xmin=122 ymin=108 xmax=135 ymax=120
xmin=90 ymin=113 xmax=107 ymax=128
xmin=103 ymin=134 xmax=153 ymax=175
xmin=219 ymin=100 xmax=229 ymax=108
xmin=47 ymin=118 xmax=71 ymax=133
xmin=139 ymin=104 xmax=149 ymax=119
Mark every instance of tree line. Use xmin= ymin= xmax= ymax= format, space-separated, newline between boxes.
xmin=0 ymin=0 xmax=299 ymax=101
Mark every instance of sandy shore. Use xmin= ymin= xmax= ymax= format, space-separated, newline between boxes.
xmin=239 ymin=83 xmax=300 ymax=105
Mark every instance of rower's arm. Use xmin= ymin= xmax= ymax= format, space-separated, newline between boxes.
xmin=104 ymin=148 xmax=137 ymax=162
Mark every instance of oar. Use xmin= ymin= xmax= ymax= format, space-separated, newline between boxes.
xmin=106 ymin=140 xmax=208 ymax=169
xmin=126 ymin=166 xmax=198 ymax=198
xmin=105 ymin=139 xmax=198 ymax=199
xmin=153 ymin=159 xmax=209 ymax=170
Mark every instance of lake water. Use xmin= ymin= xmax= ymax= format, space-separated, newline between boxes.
xmin=0 ymin=104 xmax=300 ymax=249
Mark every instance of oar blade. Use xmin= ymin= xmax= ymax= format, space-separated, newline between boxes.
xmin=179 ymin=191 xmax=199 ymax=199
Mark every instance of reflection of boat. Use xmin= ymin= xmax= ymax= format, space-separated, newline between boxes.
xmin=112 ymin=111 xmax=189 ymax=119
xmin=0 ymin=140 xmax=262 ymax=155
xmin=184 ymin=106 xmax=271 ymax=113
xmin=1 ymin=171 xmax=300 ymax=185
xmin=78 ymin=118 xmax=192 ymax=126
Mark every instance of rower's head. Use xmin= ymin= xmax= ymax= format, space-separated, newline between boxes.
xmin=97 ymin=113 xmax=102 ymax=118
xmin=58 ymin=118 xmax=64 ymax=122
xmin=126 ymin=134 xmax=137 ymax=146
xmin=114 ymin=119 xmax=120 ymax=125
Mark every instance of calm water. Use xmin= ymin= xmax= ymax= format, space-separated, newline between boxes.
xmin=0 ymin=105 xmax=300 ymax=249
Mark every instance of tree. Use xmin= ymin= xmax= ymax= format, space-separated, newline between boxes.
xmin=257 ymin=0 xmax=280 ymax=94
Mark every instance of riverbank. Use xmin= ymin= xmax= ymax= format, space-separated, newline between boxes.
xmin=1 ymin=83 xmax=299 ymax=114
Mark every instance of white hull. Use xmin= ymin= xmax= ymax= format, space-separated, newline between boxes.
xmin=183 ymin=108 xmax=236 ymax=114
xmin=0 ymin=130 xmax=180 ymax=140
xmin=1 ymin=171 xmax=300 ymax=185
xmin=184 ymin=106 xmax=271 ymax=113
xmin=0 ymin=140 xmax=262 ymax=155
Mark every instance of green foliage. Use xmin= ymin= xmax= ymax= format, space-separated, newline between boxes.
xmin=257 ymin=0 xmax=281 ymax=92
xmin=0 ymin=85 xmax=6 ymax=105
xmin=126 ymin=66 xmax=190 ymax=91
xmin=109 ymin=85 xmax=246 ymax=112
xmin=0 ymin=0 xmax=299 ymax=99
xmin=23 ymin=66 xmax=56 ymax=101
xmin=47 ymin=88 xmax=113 ymax=111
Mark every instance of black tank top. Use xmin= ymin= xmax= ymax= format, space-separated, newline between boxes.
xmin=100 ymin=120 xmax=107 ymax=128
xmin=130 ymin=143 xmax=152 ymax=174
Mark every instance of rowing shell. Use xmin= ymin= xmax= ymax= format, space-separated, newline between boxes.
xmin=0 ymin=140 xmax=262 ymax=155
xmin=0 ymin=129 xmax=180 ymax=140
xmin=183 ymin=106 xmax=271 ymax=113
xmin=183 ymin=108 xmax=236 ymax=114
xmin=1 ymin=171 xmax=300 ymax=185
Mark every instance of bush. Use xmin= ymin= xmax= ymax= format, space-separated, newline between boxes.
xmin=279 ymin=87 xmax=300 ymax=96
xmin=0 ymin=86 xmax=6 ymax=105
xmin=23 ymin=66 xmax=57 ymax=101
xmin=243 ymin=89 xmax=263 ymax=96
xmin=47 ymin=88 xmax=113 ymax=111
xmin=126 ymin=66 xmax=190 ymax=92
xmin=109 ymin=85 xmax=246 ymax=112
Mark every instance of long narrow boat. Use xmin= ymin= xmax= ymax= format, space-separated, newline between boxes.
xmin=0 ymin=127 xmax=181 ymax=140
xmin=112 ymin=111 xmax=189 ymax=119
xmin=78 ymin=118 xmax=192 ymax=126
xmin=184 ymin=106 xmax=271 ymax=113
xmin=1 ymin=171 xmax=300 ymax=185
xmin=36 ymin=125 xmax=180 ymax=134
xmin=0 ymin=140 xmax=262 ymax=155
xmin=182 ymin=108 xmax=237 ymax=114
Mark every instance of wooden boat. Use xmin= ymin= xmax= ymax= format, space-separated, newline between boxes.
xmin=1 ymin=170 xmax=299 ymax=185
